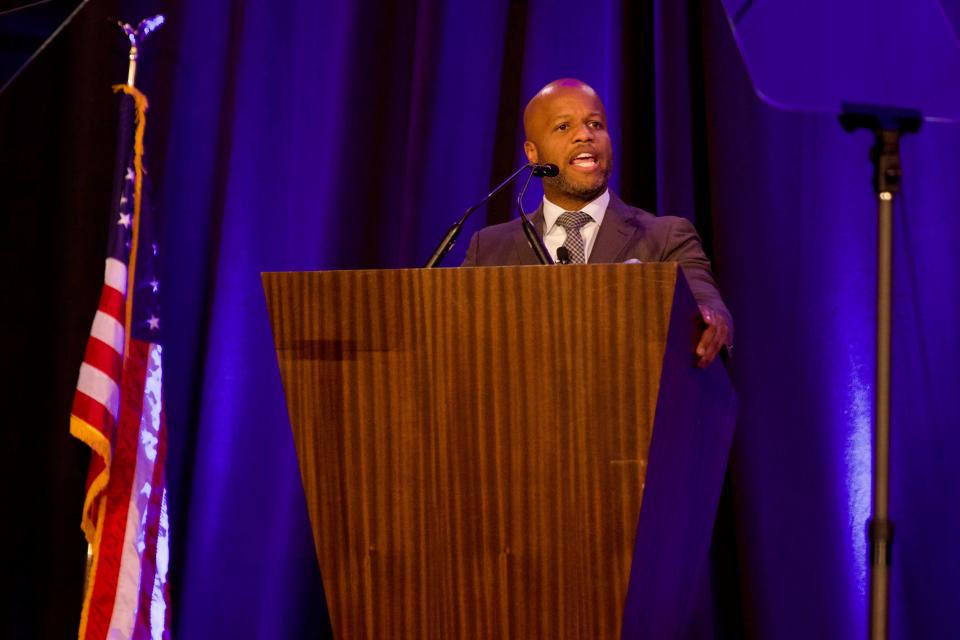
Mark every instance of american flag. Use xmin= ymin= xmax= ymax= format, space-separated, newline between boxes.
xmin=70 ymin=85 xmax=171 ymax=640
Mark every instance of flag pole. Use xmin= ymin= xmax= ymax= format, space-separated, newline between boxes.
xmin=117 ymin=15 xmax=165 ymax=89
xmin=121 ymin=23 xmax=138 ymax=88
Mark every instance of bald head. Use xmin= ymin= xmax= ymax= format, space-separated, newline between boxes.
xmin=522 ymin=78 xmax=612 ymax=210
xmin=523 ymin=78 xmax=604 ymax=139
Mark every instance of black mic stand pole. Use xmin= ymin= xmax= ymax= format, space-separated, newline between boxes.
xmin=424 ymin=164 xmax=534 ymax=268
xmin=839 ymin=103 xmax=921 ymax=640
xmin=515 ymin=168 xmax=554 ymax=265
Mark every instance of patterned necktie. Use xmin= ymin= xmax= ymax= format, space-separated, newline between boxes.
xmin=556 ymin=211 xmax=594 ymax=264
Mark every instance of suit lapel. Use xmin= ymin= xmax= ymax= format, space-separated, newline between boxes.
xmin=589 ymin=193 xmax=636 ymax=263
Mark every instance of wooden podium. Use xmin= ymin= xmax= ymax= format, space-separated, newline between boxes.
xmin=263 ymin=263 xmax=736 ymax=639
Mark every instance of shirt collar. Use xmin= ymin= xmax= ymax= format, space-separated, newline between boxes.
xmin=542 ymin=189 xmax=610 ymax=231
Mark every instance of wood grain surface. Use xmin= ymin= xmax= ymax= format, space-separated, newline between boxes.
xmin=262 ymin=264 xmax=681 ymax=639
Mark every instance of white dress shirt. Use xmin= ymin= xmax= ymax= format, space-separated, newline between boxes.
xmin=541 ymin=189 xmax=610 ymax=263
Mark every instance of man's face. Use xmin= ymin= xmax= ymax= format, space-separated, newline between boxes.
xmin=524 ymin=85 xmax=612 ymax=208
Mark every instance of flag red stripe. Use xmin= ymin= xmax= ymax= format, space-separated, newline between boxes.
xmin=83 ymin=340 xmax=150 ymax=640
xmin=98 ymin=283 xmax=125 ymax=324
xmin=82 ymin=337 xmax=123 ymax=383
xmin=72 ymin=391 xmax=115 ymax=440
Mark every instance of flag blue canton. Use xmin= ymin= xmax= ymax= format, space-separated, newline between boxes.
xmin=109 ymin=95 xmax=162 ymax=344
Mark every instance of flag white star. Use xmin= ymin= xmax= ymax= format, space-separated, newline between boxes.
xmin=149 ymin=279 xmax=159 ymax=293
xmin=126 ymin=167 xmax=135 ymax=182
xmin=120 ymin=196 xmax=128 ymax=205
xmin=118 ymin=213 xmax=131 ymax=227
xmin=147 ymin=315 xmax=160 ymax=330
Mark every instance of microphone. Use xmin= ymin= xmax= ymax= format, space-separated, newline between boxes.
xmin=533 ymin=163 xmax=559 ymax=177
xmin=424 ymin=162 xmax=560 ymax=268
xmin=516 ymin=165 xmax=556 ymax=265
xmin=556 ymin=246 xmax=571 ymax=264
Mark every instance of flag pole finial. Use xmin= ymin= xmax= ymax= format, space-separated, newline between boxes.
xmin=117 ymin=15 xmax=165 ymax=88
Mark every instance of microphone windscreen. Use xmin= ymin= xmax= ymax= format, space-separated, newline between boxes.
xmin=533 ymin=163 xmax=559 ymax=177
xmin=556 ymin=246 xmax=571 ymax=264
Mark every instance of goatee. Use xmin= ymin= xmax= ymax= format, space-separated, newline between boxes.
xmin=546 ymin=171 xmax=609 ymax=203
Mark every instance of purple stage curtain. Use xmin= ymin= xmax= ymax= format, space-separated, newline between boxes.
xmin=144 ymin=0 xmax=960 ymax=637
xmin=700 ymin=1 xmax=960 ymax=635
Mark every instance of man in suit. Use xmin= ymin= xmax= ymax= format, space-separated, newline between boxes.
xmin=462 ymin=78 xmax=732 ymax=367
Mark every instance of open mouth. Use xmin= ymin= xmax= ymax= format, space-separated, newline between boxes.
xmin=570 ymin=152 xmax=598 ymax=169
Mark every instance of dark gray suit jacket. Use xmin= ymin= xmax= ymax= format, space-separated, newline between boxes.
xmin=461 ymin=192 xmax=732 ymax=329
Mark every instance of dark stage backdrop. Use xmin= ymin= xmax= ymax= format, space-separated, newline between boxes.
xmin=3 ymin=0 xmax=959 ymax=638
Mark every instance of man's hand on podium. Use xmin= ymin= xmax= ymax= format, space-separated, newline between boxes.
xmin=696 ymin=305 xmax=732 ymax=368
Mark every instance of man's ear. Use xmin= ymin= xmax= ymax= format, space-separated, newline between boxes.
xmin=523 ymin=141 xmax=539 ymax=163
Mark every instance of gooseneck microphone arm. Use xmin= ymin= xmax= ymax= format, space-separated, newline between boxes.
xmin=424 ymin=163 xmax=556 ymax=268
xmin=516 ymin=164 xmax=556 ymax=265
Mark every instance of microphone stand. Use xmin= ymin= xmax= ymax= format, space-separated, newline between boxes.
xmin=839 ymin=103 xmax=921 ymax=640
xmin=516 ymin=168 xmax=554 ymax=265
xmin=424 ymin=164 xmax=534 ymax=268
